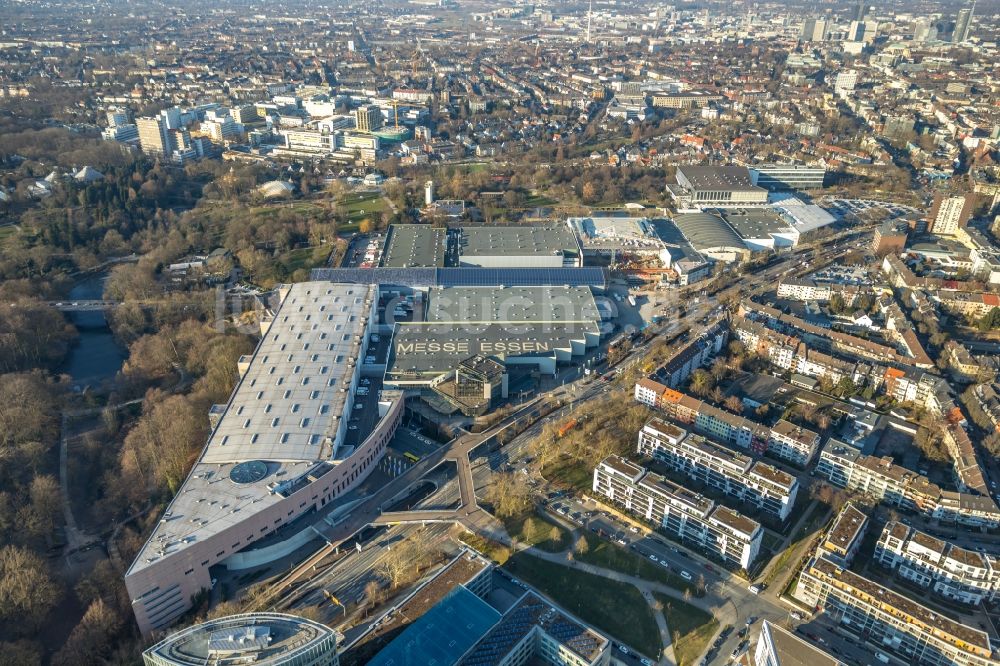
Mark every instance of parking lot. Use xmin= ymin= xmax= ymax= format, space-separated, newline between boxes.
xmin=342 ymin=233 xmax=386 ymax=268
xmin=821 ymin=198 xmax=919 ymax=221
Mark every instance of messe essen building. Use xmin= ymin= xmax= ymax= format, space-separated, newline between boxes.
xmin=384 ymin=285 xmax=603 ymax=388
xmin=125 ymin=282 xmax=404 ymax=636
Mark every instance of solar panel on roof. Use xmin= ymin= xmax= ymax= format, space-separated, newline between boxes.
xmin=311 ymin=267 xmax=608 ymax=289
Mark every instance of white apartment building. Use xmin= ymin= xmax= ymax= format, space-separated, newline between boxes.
xmin=767 ymin=419 xmax=821 ymax=466
xmin=875 ymin=521 xmax=999 ymax=605
xmin=776 ymin=279 xmax=833 ymax=301
xmin=816 ymin=440 xmax=1000 ymax=528
xmin=796 ymin=556 xmax=995 ymax=666
xmin=637 ymin=419 xmax=798 ymax=521
xmin=593 ymin=457 xmax=762 ymax=569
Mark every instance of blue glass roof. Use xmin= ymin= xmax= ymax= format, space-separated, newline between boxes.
xmin=367 ymin=586 xmax=501 ymax=666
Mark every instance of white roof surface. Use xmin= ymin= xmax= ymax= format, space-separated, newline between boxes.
xmin=770 ymin=193 xmax=837 ymax=233
xmin=127 ymin=282 xmax=375 ymax=575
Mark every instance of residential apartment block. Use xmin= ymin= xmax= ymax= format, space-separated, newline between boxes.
xmin=646 ymin=321 xmax=728 ymax=389
xmin=796 ymin=556 xmax=995 ymax=666
xmin=816 ymin=502 xmax=868 ymax=567
xmin=815 ymin=440 xmax=1000 ymax=528
xmin=875 ymin=521 xmax=1000 ymax=605
xmin=636 ymin=419 xmax=798 ymax=521
xmin=593 ymin=457 xmax=762 ymax=569
xmin=767 ymin=419 xmax=822 ymax=466
xmin=634 ymin=379 xmax=820 ymax=466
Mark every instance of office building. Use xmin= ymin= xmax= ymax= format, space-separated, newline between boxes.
xmin=594 ymin=457 xmax=762 ymax=569
xmin=137 ymin=116 xmax=171 ymax=155
xmin=636 ymin=419 xmax=798 ymax=521
xmin=953 ymin=2 xmax=975 ymax=43
xmin=125 ymin=283 xmax=404 ymax=636
xmin=913 ymin=18 xmax=939 ymax=42
xmin=929 ymin=193 xmax=976 ymax=236
xmin=754 ymin=621 xmax=845 ymax=666
xmin=875 ymin=521 xmax=1000 ymax=605
xmin=355 ymin=104 xmax=383 ymax=133
xmin=873 ymin=221 xmax=909 ymax=255
xmin=430 ymin=354 xmax=507 ymax=416
xmin=796 ymin=556 xmax=995 ymax=666
xmin=800 ymin=18 xmax=828 ymax=41
xmin=834 ymin=70 xmax=859 ymax=93
xmin=854 ymin=0 xmax=867 ymax=21
xmin=368 ymin=584 xmax=611 ymax=666
xmin=749 ymin=165 xmax=827 ymax=191
xmin=142 ymin=613 xmax=338 ymax=666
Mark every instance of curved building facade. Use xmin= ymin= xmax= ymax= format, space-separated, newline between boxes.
xmin=142 ymin=612 xmax=338 ymax=666
xmin=125 ymin=282 xmax=403 ymax=636
xmin=673 ymin=212 xmax=749 ymax=262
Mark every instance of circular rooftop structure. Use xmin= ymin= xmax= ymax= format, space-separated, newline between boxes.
xmin=230 ymin=460 xmax=269 ymax=485
xmin=142 ymin=612 xmax=337 ymax=666
xmin=374 ymin=126 xmax=411 ymax=143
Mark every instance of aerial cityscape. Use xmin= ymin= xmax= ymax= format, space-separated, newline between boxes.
xmin=2 ymin=0 xmax=1000 ymax=664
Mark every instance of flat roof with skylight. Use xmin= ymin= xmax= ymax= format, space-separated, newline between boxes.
xmin=127 ymin=281 xmax=377 ymax=577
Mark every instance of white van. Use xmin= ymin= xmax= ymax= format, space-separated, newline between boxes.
xmin=748 ymin=584 xmax=761 ymax=594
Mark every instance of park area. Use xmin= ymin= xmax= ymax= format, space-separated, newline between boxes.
xmin=505 ymin=552 xmax=663 ymax=660
xmin=655 ymin=594 xmax=719 ymax=666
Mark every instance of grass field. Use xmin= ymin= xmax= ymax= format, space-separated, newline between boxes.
xmin=764 ymin=501 xmax=828 ymax=588
xmin=541 ymin=456 xmax=592 ymax=492
xmin=503 ymin=511 xmax=573 ymax=553
xmin=342 ymin=192 xmax=386 ymax=220
xmin=575 ymin=535 xmax=698 ymax=595
xmin=505 ymin=552 xmax=662 ymax=659
xmin=656 ymin=594 xmax=719 ymax=666
xmin=274 ymin=246 xmax=331 ymax=275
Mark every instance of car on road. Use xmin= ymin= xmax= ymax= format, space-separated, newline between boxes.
xmin=648 ymin=554 xmax=658 ymax=562
xmin=748 ymin=584 xmax=761 ymax=594
xmin=617 ymin=645 xmax=628 ymax=654
xmin=658 ymin=559 xmax=669 ymax=568
xmin=680 ymin=570 xmax=692 ymax=580
xmin=745 ymin=616 xmax=756 ymax=626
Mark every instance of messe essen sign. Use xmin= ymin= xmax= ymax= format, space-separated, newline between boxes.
xmin=395 ymin=340 xmax=553 ymax=355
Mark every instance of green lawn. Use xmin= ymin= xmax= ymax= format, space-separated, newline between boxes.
xmin=503 ymin=511 xmax=573 ymax=553
xmin=576 ymin=535 xmax=698 ymax=595
xmin=275 ymin=246 xmax=331 ymax=275
xmin=764 ymin=501 xmax=828 ymax=587
xmin=541 ymin=456 xmax=593 ymax=492
xmin=341 ymin=192 xmax=386 ymax=222
xmin=655 ymin=594 xmax=719 ymax=666
xmin=505 ymin=552 xmax=662 ymax=659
